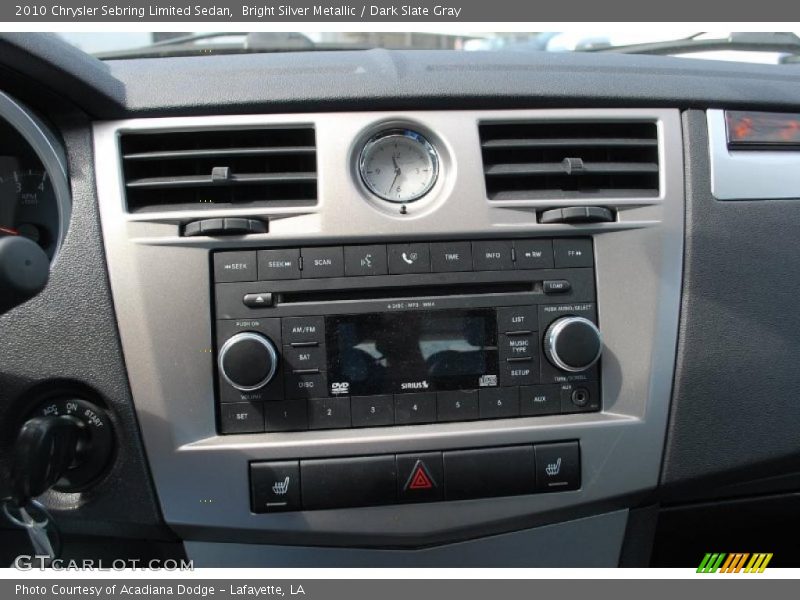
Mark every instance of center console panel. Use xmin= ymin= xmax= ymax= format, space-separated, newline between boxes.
xmin=94 ymin=108 xmax=683 ymax=552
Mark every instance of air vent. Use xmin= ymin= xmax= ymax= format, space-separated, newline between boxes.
xmin=120 ymin=127 xmax=317 ymax=212
xmin=479 ymin=121 xmax=659 ymax=201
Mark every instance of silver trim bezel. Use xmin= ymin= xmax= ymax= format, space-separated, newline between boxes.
xmin=93 ymin=108 xmax=683 ymax=547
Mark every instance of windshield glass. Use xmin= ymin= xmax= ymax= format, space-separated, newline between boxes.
xmin=58 ymin=31 xmax=800 ymax=65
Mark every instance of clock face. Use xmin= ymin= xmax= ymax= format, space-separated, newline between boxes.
xmin=359 ymin=130 xmax=439 ymax=203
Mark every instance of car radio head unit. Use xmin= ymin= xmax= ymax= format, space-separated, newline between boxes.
xmin=212 ymin=237 xmax=601 ymax=435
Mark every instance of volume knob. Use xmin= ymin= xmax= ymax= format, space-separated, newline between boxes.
xmin=544 ymin=316 xmax=602 ymax=372
xmin=218 ymin=332 xmax=279 ymax=391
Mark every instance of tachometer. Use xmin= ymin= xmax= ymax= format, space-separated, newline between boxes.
xmin=0 ymin=166 xmax=60 ymax=258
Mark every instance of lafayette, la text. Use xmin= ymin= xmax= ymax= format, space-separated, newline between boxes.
xmin=243 ymin=4 xmax=463 ymax=17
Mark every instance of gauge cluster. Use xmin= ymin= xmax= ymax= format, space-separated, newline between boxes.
xmin=0 ymin=116 xmax=63 ymax=260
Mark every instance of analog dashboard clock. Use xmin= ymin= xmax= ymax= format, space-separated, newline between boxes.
xmin=358 ymin=129 xmax=439 ymax=203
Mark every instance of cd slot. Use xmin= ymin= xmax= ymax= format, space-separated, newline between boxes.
xmin=278 ymin=281 xmax=537 ymax=305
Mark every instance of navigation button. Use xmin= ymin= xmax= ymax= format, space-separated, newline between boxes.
xmin=430 ymin=241 xmax=473 ymax=273
xmin=250 ymin=460 xmax=300 ymax=513
xmin=387 ymin=243 xmax=431 ymax=274
xmin=301 ymin=246 xmax=345 ymax=278
xmin=397 ymin=452 xmax=444 ymax=503
xmin=214 ymin=251 xmax=257 ymax=283
xmin=514 ymin=240 xmax=554 ymax=270
xmin=534 ymin=442 xmax=581 ymax=492
xmin=473 ymin=240 xmax=514 ymax=271
xmin=344 ymin=245 xmax=388 ymax=277
xmin=257 ymin=248 xmax=300 ymax=280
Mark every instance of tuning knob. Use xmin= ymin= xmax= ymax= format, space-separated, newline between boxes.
xmin=218 ymin=332 xmax=279 ymax=391
xmin=544 ymin=316 xmax=602 ymax=372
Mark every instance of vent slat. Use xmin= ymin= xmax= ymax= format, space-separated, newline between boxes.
xmin=123 ymin=146 xmax=316 ymax=161
xmin=120 ymin=127 xmax=317 ymax=212
xmin=481 ymin=138 xmax=658 ymax=150
xmin=485 ymin=162 xmax=658 ymax=177
xmin=479 ymin=121 xmax=659 ymax=200
xmin=126 ymin=172 xmax=317 ymax=189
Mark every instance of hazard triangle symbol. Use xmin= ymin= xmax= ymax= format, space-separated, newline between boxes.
xmin=405 ymin=461 xmax=435 ymax=490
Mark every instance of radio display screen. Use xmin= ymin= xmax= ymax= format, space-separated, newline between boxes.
xmin=326 ymin=309 xmax=499 ymax=396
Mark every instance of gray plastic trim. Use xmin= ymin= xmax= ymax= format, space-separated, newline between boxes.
xmin=0 ymin=90 xmax=71 ymax=264
xmin=185 ymin=509 xmax=628 ymax=567
xmin=708 ymin=108 xmax=800 ymax=201
xmin=93 ymin=108 xmax=683 ymax=547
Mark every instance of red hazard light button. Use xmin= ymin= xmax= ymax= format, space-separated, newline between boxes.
xmin=397 ymin=452 xmax=443 ymax=502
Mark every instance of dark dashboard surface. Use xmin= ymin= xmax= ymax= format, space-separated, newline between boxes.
xmin=1 ymin=32 xmax=800 ymax=565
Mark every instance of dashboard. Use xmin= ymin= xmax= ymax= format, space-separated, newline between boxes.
xmin=2 ymin=33 xmax=800 ymax=568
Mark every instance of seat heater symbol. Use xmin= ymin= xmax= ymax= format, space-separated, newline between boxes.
xmin=272 ymin=476 xmax=290 ymax=495
xmin=545 ymin=458 xmax=562 ymax=477
xmin=404 ymin=460 xmax=436 ymax=491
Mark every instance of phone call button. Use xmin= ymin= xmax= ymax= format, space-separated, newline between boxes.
xmin=388 ymin=243 xmax=431 ymax=274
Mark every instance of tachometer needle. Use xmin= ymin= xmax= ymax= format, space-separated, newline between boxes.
xmin=0 ymin=226 xmax=19 ymax=236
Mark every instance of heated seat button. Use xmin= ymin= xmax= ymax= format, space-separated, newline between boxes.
xmin=473 ymin=240 xmax=514 ymax=271
xmin=443 ymin=446 xmax=536 ymax=500
xmin=430 ymin=241 xmax=473 ymax=273
xmin=301 ymin=246 xmax=345 ymax=278
xmin=301 ymin=456 xmax=397 ymax=509
xmin=394 ymin=392 xmax=437 ymax=424
xmin=437 ymin=390 xmax=479 ymax=422
xmin=478 ymin=387 xmax=520 ymax=419
xmin=514 ymin=239 xmax=554 ymax=270
xmin=250 ymin=461 xmax=300 ymax=513
xmin=397 ymin=452 xmax=444 ymax=503
xmin=214 ymin=251 xmax=257 ymax=283
xmin=534 ymin=442 xmax=581 ymax=492
xmin=553 ymin=238 xmax=594 ymax=268
xmin=219 ymin=402 xmax=265 ymax=434
xmin=257 ymin=249 xmax=301 ymax=280
xmin=351 ymin=395 xmax=394 ymax=427
xmin=308 ymin=396 xmax=351 ymax=429
xmin=387 ymin=243 xmax=431 ymax=274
